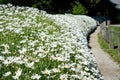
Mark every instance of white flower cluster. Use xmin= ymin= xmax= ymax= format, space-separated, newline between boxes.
xmin=0 ymin=4 xmax=104 ymax=80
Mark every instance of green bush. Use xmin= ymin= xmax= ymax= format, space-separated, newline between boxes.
xmin=32 ymin=0 xmax=51 ymax=11
xmin=0 ymin=0 xmax=3 ymax=4
xmin=72 ymin=1 xmax=88 ymax=15
xmin=0 ymin=0 xmax=12 ymax=4
xmin=117 ymin=16 xmax=120 ymax=22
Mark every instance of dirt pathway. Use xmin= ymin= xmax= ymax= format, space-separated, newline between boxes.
xmin=89 ymin=26 xmax=120 ymax=80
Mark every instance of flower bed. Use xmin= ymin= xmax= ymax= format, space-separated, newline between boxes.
xmin=0 ymin=4 xmax=104 ymax=80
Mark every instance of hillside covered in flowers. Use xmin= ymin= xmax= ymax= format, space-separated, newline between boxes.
xmin=0 ymin=4 xmax=104 ymax=80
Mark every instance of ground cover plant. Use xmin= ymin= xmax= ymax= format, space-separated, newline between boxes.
xmin=0 ymin=4 xmax=104 ymax=80
xmin=98 ymin=26 xmax=120 ymax=65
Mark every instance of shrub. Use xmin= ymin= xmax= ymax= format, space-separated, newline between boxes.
xmin=0 ymin=0 xmax=12 ymax=4
xmin=117 ymin=16 xmax=120 ymax=22
xmin=32 ymin=0 xmax=52 ymax=12
xmin=72 ymin=1 xmax=88 ymax=15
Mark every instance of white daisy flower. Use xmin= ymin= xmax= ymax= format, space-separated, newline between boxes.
xmin=12 ymin=68 xmax=22 ymax=79
xmin=41 ymin=68 xmax=51 ymax=75
xmin=3 ymin=71 xmax=11 ymax=76
xmin=31 ymin=74 xmax=41 ymax=80
xmin=60 ymin=74 xmax=68 ymax=80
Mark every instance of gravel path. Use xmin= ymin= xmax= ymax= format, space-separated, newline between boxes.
xmin=89 ymin=26 xmax=120 ymax=80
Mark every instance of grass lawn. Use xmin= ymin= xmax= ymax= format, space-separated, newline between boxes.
xmin=98 ymin=26 xmax=120 ymax=66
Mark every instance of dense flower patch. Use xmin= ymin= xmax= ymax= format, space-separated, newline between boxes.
xmin=0 ymin=4 xmax=104 ymax=80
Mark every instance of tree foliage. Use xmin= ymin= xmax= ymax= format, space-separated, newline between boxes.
xmin=84 ymin=0 xmax=100 ymax=8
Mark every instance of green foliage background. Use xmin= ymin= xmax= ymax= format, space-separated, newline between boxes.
xmin=0 ymin=0 xmax=92 ymax=15
xmin=0 ymin=0 xmax=119 ymax=23
xmin=72 ymin=1 xmax=88 ymax=15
